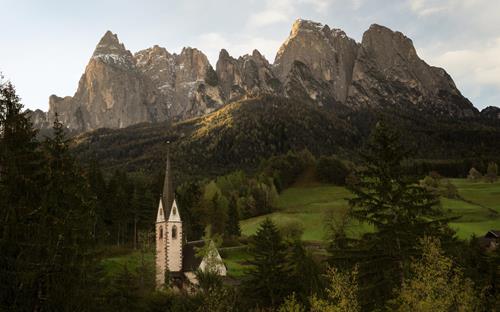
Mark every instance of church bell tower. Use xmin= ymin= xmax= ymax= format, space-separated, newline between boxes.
xmin=155 ymin=145 xmax=183 ymax=288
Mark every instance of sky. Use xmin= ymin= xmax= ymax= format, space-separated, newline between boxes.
xmin=1 ymin=0 xmax=499 ymax=111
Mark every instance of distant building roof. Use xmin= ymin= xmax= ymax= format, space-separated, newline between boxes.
xmin=486 ymin=230 xmax=500 ymax=239
xmin=182 ymin=240 xmax=204 ymax=272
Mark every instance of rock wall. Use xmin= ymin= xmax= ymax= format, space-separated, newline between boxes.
xmin=39 ymin=19 xmax=480 ymax=132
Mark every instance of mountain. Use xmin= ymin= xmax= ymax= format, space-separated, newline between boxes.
xmin=47 ymin=32 xmax=224 ymax=132
xmin=346 ymin=24 xmax=477 ymax=117
xmin=34 ymin=19 xmax=485 ymax=132
xmin=481 ymin=106 xmax=500 ymax=119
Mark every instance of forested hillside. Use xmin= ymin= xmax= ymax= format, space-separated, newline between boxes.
xmin=72 ymin=95 xmax=500 ymax=181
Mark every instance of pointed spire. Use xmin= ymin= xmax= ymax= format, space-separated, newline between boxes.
xmin=168 ymin=199 xmax=181 ymax=222
xmin=162 ymin=141 xmax=174 ymax=215
xmin=156 ymin=199 xmax=165 ymax=223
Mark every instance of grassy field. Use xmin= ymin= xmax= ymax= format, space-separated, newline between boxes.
xmin=220 ymin=247 xmax=252 ymax=278
xmin=100 ymin=249 xmax=155 ymax=277
xmin=102 ymin=179 xmax=500 ymax=279
xmin=447 ymin=179 xmax=500 ymax=239
xmin=241 ymin=179 xmax=500 ymax=241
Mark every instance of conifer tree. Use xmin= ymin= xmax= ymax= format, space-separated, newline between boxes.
xmin=0 ymin=78 xmax=45 ymax=310
xmin=337 ymin=122 xmax=453 ymax=309
xmin=244 ymin=218 xmax=291 ymax=309
xmin=87 ymin=157 xmax=107 ymax=240
xmin=38 ymin=113 xmax=95 ymax=309
xmin=225 ymin=195 xmax=241 ymax=237
xmin=1 ymin=80 xmax=95 ymax=310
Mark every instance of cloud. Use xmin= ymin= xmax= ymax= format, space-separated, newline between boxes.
xmin=299 ymin=0 xmax=363 ymax=12
xmin=433 ymin=38 xmax=500 ymax=88
xmin=248 ymin=10 xmax=291 ymax=28
xmin=409 ymin=0 xmax=449 ymax=16
xmin=418 ymin=37 xmax=500 ymax=108
xmin=299 ymin=0 xmax=333 ymax=12
xmin=247 ymin=0 xmax=364 ymax=29
xmin=247 ymin=0 xmax=295 ymax=28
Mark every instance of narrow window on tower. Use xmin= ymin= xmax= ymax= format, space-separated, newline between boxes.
xmin=172 ymin=225 xmax=177 ymax=239
xmin=159 ymin=227 xmax=163 ymax=239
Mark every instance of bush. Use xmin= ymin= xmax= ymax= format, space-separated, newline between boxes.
xmin=485 ymin=162 xmax=498 ymax=182
xmin=316 ymin=156 xmax=350 ymax=185
xmin=260 ymin=150 xmax=312 ymax=191
xmin=278 ymin=220 xmax=305 ymax=242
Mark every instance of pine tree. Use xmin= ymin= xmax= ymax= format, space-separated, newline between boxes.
xmin=37 ymin=113 xmax=96 ymax=309
xmin=176 ymin=181 xmax=205 ymax=239
xmin=0 ymin=76 xmax=43 ymax=310
xmin=244 ymin=218 xmax=291 ymax=309
xmin=87 ymin=157 xmax=107 ymax=241
xmin=287 ymin=240 xmax=323 ymax=304
xmin=0 ymin=79 xmax=45 ymax=309
xmin=338 ymin=122 xmax=453 ymax=309
xmin=208 ymin=192 xmax=228 ymax=235
xmin=225 ymin=195 xmax=241 ymax=237
xmin=0 ymin=80 xmax=95 ymax=310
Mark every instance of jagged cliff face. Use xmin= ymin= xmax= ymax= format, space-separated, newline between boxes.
xmin=346 ymin=24 xmax=477 ymax=117
xmin=25 ymin=109 xmax=50 ymax=129
xmin=216 ymin=49 xmax=280 ymax=103
xmin=481 ymin=106 xmax=500 ymax=119
xmin=48 ymin=32 xmax=223 ymax=131
xmin=42 ymin=19 xmax=482 ymax=132
xmin=274 ymin=19 xmax=358 ymax=106
xmin=49 ymin=31 xmax=156 ymax=131
xmin=134 ymin=46 xmax=223 ymax=121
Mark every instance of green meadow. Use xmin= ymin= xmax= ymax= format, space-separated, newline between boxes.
xmin=241 ymin=179 xmax=500 ymax=241
xmin=102 ymin=179 xmax=500 ymax=279
xmin=100 ymin=249 xmax=154 ymax=278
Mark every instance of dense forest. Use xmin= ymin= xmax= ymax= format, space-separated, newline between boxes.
xmin=1 ymin=79 xmax=499 ymax=311
xmin=71 ymin=95 xmax=500 ymax=179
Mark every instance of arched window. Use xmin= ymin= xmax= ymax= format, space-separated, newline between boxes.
xmin=172 ymin=225 xmax=177 ymax=239
xmin=159 ymin=227 xmax=163 ymax=239
xmin=173 ymin=207 xmax=177 ymax=215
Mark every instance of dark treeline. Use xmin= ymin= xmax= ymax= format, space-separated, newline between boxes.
xmin=1 ymin=79 xmax=499 ymax=311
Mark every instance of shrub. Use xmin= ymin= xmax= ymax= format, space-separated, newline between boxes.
xmin=485 ymin=162 xmax=498 ymax=182
xmin=316 ymin=156 xmax=350 ymax=185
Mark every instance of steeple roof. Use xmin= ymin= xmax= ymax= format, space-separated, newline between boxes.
xmin=156 ymin=199 xmax=165 ymax=223
xmin=162 ymin=143 xmax=174 ymax=217
xmin=168 ymin=199 xmax=182 ymax=222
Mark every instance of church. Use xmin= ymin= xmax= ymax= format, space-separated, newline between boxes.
xmin=155 ymin=150 xmax=226 ymax=289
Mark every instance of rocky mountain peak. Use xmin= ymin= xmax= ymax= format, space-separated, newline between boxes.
xmin=481 ymin=106 xmax=500 ymax=119
xmin=289 ymin=19 xmax=325 ymax=35
xmin=252 ymin=49 xmax=263 ymax=59
xmin=92 ymin=30 xmax=134 ymax=68
xmin=274 ymin=19 xmax=358 ymax=104
xmin=219 ymin=49 xmax=231 ymax=59
xmin=361 ymin=24 xmax=418 ymax=64
xmin=347 ymin=24 xmax=477 ymax=117
xmin=38 ymin=20 xmax=480 ymax=133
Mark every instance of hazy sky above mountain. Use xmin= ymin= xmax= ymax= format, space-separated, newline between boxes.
xmin=1 ymin=0 xmax=499 ymax=111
